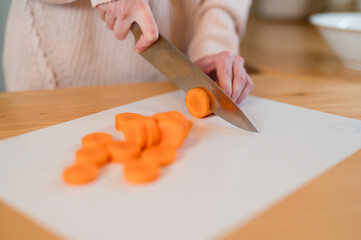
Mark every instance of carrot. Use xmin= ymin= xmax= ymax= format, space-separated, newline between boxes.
xmin=115 ymin=112 xmax=144 ymax=131
xmin=185 ymin=88 xmax=212 ymax=118
xmin=142 ymin=146 xmax=177 ymax=167
xmin=158 ymin=117 xmax=187 ymax=148
xmin=152 ymin=112 xmax=170 ymax=122
xmin=107 ymin=141 xmax=141 ymax=164
xmin=123 ymin=118 xmax=147 ymax=149
xmin=76 ymin=146 xmax=110 ymax=167
xmin=63 ymin=164 xmax=98 ymax=185
xmin=82 ymin=132 xmax=113 ymax=148
xmin=143 ymin=117 xmax=161 ymax=147
xmin=167 ymin=111 xmax=193 ymax=132
xmin=123 ymin=161 xmax=160 ymax=184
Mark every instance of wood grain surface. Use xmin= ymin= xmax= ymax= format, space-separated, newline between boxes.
xmin=0 ymin=81 xmax=178 ymax=141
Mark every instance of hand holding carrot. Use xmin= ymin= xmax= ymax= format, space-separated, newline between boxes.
xmin=195 ymin=51 xmax=254 ymax=104
xmin=97 ymin=0 xmax=159 ymax=52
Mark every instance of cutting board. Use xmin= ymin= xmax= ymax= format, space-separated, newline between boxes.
xmin=0 ymin=90 xmax=360 ymax=240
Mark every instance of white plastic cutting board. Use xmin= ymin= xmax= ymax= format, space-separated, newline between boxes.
xmin=0 ymin=90 xmax=361 ymax=240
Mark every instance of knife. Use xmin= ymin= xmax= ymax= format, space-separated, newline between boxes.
xmin=131 ymin=23 xmax=258 ymax=133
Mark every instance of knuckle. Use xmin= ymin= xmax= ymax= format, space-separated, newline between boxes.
xmin=107 ymin=3 xmax=115 ymax=14
xmin=220 ymin=51 xmax=232 ymax=59
xmin=98 ymin=5 xmax=105 ymax=11
xmin=223 ymin=68 xmax=231 ymax=79
xmin=118 ymin=2 xmax=130 ymax=19
xmin=235 ymin=55 xmax=245 ymax=65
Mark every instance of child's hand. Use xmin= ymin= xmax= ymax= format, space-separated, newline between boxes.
xmin=97 ymin=0 xmax=158 ymax=52
xmin=195 ymin=51 xmax=254 ymax=104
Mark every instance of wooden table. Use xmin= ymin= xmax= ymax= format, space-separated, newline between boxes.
xmin=242 ymin=18 xmax=361 ymax=83
xmin=1 ymin=19 xmax=361 ymax=240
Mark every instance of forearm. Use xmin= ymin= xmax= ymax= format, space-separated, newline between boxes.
xmin=188 ymin=0 xmax=252 ymax=62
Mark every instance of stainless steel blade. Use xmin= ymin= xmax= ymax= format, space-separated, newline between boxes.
xmin=131 ymin=23 xmax=258 ymax=132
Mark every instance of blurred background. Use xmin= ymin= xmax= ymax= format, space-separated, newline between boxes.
xmin=0 ymin=0 xmax=360 ymax=92
xmin=0 ymin=0 xmax=11 ymax=92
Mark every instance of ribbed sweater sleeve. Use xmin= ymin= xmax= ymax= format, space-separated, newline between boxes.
xmin=188 ymin=0 xmax=252 ymax=62
xmin=90 ymin=0 xmax=115 ymax=8
xmin=37 ymin=0 xmax=77 ymax=4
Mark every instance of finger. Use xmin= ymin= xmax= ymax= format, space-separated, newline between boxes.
xmin=230 ymin=56 xmax=246 ymax=102
xmin=97 ymin=7 xmax=106 ymax=21
xmin=195 ymin=56 xmax=216 ymax=75
xmin=216 ymin=52 xmax=233 ymax=96
xmin=105 ymin=12 xmax=116 ymax=30
xmin=236 ymin=75 xmax=254 ymax=104
xmin=114 ymin=17 xmax=132 ymax=40
xmin=134 ymin=12 xmax=159 ymax=52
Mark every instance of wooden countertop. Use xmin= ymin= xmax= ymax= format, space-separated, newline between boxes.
xmin=242 ymin=19 xmax=361 ymax=82
xmin=1 ymin=19 xmax=361 ymax=240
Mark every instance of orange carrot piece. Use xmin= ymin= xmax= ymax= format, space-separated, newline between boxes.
xmin=124 ymin=161 xmax=160 ymax=184
xmin=167 ymin=111 xmax=193 ymax=132
xmin=82 ymin=132 xmax=113 ymax=148
xmin=123 ymin=118 xmax=147 ymax=149
xmin=143 ymin=117 xmax=161 ymax=147
xmin=158 ymin=118 xmax=187 ymax=148
xmin=63 ymin=164 xmax=98 ymax=185
xmin=107 ymin=141 xmax=141 ymax=164
xmin=115 ymin=112 xmax=144 ymax=131
xmin=76 ymin=146 xmax=110 ymax=167
xmin=142 ymin=146 xmax=177 ymax=167
xmin=152 ymin=112 xmax=170 ymax=122
xmin=185 ymin=88 xmax=212 ymax=118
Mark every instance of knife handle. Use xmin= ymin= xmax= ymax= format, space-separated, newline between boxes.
xmin=131 ymin=22 xmax=142 ymax=43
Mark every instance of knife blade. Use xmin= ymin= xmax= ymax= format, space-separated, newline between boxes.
xmin=131 ymin=23 xmax=258 ymax=133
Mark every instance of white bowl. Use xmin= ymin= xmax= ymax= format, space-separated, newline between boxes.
xmin=310 ymin=12 xmax=361 ymax=71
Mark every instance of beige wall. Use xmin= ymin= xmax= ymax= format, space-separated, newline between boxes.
xmin=0 ymin=0 xmax=11 ymax=92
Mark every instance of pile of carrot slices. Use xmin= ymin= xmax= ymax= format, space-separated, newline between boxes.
xmin=63 ymin=111 xmax=193 ymax=185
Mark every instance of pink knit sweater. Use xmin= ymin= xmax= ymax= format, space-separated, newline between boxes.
xmin=3 ymin=0 xmax=252 ymax=91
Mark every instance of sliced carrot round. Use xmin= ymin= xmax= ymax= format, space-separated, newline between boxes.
xmin=158 ymin=118 xmax=187 ymax=148
xmin=123 ymin=118 xmax=147 ymax=149
xmin=115 ymin=112 xmax=144 ymax=131
xmin=82 ymin=132 xmax=113 ymax=148
xmin=167 ymin=111 xmax=193 ymax=133
xmin=143 ymin=117 xmax=161 ymax=147
xmin=152 ymin=112 xmax=170 ymax=122
xmin=142 ymin=146 xmax=177 ymax=167
xmin=185 ymin=88 xmax=212 ymax=118
xmin=63 ymin=164 xmax=98 ymax=185
xmin=107 ymin=141 xmax=141 ymax=164
xmin=76 ymin=146 xmax=110 ymax=167
xmin=124 ymin=161 xmax=160 ymax=184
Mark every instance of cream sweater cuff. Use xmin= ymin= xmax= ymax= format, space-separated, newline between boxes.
xmin=91 ymin=0 xmax=116 ymax=8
